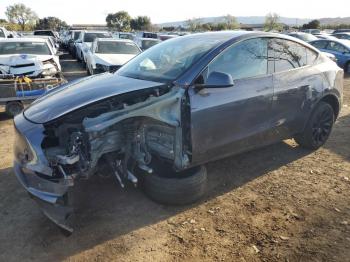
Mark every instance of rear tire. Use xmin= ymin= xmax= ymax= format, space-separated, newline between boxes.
xmin=143 ymin=166 xmax=207 ymax=205
xmin=5 ymin=101 xmax=24 ymax=117
xmin=294 ymin=101 xmax=334 ymax=150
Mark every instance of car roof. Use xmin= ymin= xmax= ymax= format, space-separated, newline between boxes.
xmin=334 ymin=32 xmax=350 ymax=35
xmin=310 ymin=38 xmax=350 ymax=47
xmin=95 ymin=38 xmax=134 ymax=43
xmin=83 ymin=31 xmax=109 ymax=34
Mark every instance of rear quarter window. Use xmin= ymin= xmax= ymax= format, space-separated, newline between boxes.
xmin=271 ymin=39 xmax=307 ymax=73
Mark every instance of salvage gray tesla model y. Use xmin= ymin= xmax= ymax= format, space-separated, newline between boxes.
xmin=14 ymin=31 xmax=343 ymax=233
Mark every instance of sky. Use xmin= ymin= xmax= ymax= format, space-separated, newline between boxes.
xmin=0 ymin=0 xmax=349 ymax=24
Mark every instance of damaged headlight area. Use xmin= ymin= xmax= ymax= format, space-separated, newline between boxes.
xmin=14 ymin=84 xmax=192 ymax=233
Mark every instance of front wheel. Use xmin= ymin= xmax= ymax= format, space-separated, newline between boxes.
xmin=143 ymin=166 xmax=207 ymax=205
xmin=294 ymin=101 xmax=334 ymax=150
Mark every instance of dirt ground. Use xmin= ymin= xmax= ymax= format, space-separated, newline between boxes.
xmin=0 ymin=54 xmax=349 ymax=262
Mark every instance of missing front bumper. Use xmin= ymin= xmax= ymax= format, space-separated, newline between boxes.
xmin=14 ymin=161 xmax=74 ymax=233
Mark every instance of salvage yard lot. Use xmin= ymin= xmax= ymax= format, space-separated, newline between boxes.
xmin=0 ymin=53 xmax=349 ymax=261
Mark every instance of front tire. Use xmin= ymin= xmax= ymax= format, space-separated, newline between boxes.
xmin=294 ymin=101 xmax=334 ymax=150
xmin=143 ymin=166 xmax=207 ymax=205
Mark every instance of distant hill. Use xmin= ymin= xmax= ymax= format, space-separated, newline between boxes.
xmin=319 ymin=17 xmax=350 ymax=25
xmin=157 ymin=16 xmax=312 ymax=28
xmin=158 ymin=16 xmax=350 ymax=28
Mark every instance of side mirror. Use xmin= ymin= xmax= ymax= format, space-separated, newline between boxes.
xmin=76 ymin=39 xmax=82 ymax=43
xmin=56 ymin=51 xmax=64 ymax=56
xmin=202 ymin=71 xmax=234 ymax=88
xmin=8 ymin=34 xmax=14 ymax=38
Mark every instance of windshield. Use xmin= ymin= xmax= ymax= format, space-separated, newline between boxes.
xmin=0 ymin=42 xmax=51 ymax=55
xmin=142 ymin=39 xmax=161 ymax=50
xmin=0 ymin=29 xmax=5 ymax=38
xmin=117 ymin=35 xmax=224 ymax=83
xmin=73 ymin=31 xmax=81 ymax=40
xmin=96 ymin=41 xmax=140 ymax=55
xmin=119 ymin=33 xmax=134 ymax=40
xmin=84 ymin=32 xmax=111 ymax=42
xmin=34 ymin=31 xmax=54 ymax=37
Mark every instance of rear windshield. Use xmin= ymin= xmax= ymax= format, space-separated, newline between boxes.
xmin=34 ymin=31 xmax=54 ymax=37
xmin=96 ymin=41 xmax=140 ymax=54
xmin=142 ymin=39 xmax=161 ymax=50
xmin=84 ymin=32 xmax=111 ymax=42
xmin=0 ymin=42 xmax=51 ymax=55
xmin=119 ymin=33 xmax=134 ymax=40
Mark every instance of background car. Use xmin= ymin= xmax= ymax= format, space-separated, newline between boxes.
xmin=287 ymin=32 xmax=318 ymax=42
xmin=0 ymin=38 xmax=62 ymax=78
xmin=309 ymin=39 xmax=350 ymax=72
xmin=85 ymin=38 xmax=141 ymax=75
xmin=333 ymin=32 xmax=350 ymax=40
xmin=314 ymin=34 xmax=339 ymax=40
xmin=0 ymin=27 xmax=14 ymax=38
xmin=75 ymin=31 xmax=112 ymax=65
xmin=67 ymin=30 xmax=83 ymax=57
xmin=34 ymin=30 xmax=59 ymax=43
xmin=135 ymin=37 xmax=161 ymax=50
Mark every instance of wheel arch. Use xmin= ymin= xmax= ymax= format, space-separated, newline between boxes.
xmin=319 ymin=94 xmax=340 ymax=119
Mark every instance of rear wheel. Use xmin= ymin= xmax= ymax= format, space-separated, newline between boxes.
xmin=294 ymin=101 xmax=334 ymax=150
xmin=5 ymin=101 xmax=24 ymax=117
xmin=143 ymin=165 xmax=207 ymax=205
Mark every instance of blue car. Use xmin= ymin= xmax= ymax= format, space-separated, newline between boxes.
xmin=309 ymin=39 xmax=350 ymax=72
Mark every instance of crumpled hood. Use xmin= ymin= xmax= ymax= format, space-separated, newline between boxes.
xmin=94 ymin=53 xmax=137 ymax=66
xmin=24 ymin=73 xmax=165 ymax=124
xmin=0 ymin=54 xmax=55 ymax=76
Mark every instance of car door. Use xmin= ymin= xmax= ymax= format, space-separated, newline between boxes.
xmin=189 ymin=37 xmax=275 ymax=165
xmin=270 ymin=38 xmax=325 ymax=138
xmin=324 ymin=41 xmax=350 ymax=68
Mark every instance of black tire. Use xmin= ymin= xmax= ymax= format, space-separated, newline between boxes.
xmin=143 ymin=166 xmax=207 ymax=205
xmin=5 ymin=101 xmax=24 ymax=117
xmin=294 ymin=101 xmax=334 ymax=150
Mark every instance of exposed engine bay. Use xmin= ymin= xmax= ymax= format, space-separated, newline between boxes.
xmin=41 ymin=86 xmax=192 ymax=188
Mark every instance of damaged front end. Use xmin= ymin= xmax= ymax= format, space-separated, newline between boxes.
xmin=14 ymin=83 xmax=191 ymax=233
xmin=0 ymin=55 xmax=61 ymax=78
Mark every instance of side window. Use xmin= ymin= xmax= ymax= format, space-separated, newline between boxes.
xmin=206 ymin=38 xmax=268 ymax=81
xmin=306 ymin=48 xmax=318 ymax=65
xmin=311 ymin=41 xmax=328 ymax=49
xmin=327 ymin=42 xmax=347 ymax=53
xmin=271 ymin=39 xmax=307 ymax=73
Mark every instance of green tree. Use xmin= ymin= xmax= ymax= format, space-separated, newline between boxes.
xmin=106 ymin=11 xmax=131 ymax=32
xmin=5 ymin=3 xmax=38 ymax=31
xmin=264 ymin=12 xmax=282 ymax=31
xmin=0 ymin=19 xmax=7 ymax=25
xmin=302 ymin=19 xmax=321 ymax=29
xmin=35 ymin=16 xmax=68 ymax=31
xmin=130 ymin=16 xmax=152 ymax=31
xmin=186 ymin=18 xmax=200 ymax=32
xmin=224 ymin=15 xmax=239 ymax=30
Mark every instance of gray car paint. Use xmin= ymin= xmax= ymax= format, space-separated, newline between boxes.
xmin=13 ymin=31 xmax=344 ymax=232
